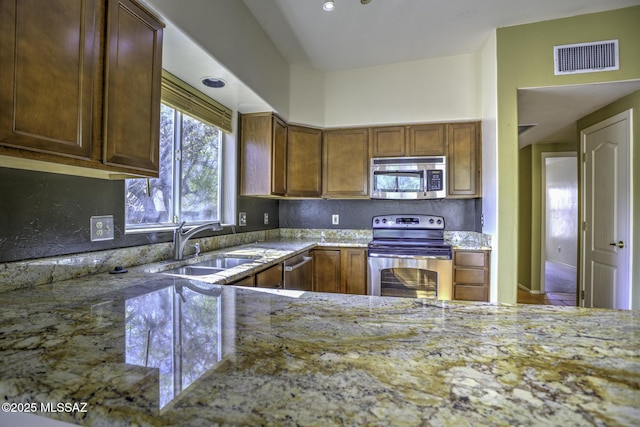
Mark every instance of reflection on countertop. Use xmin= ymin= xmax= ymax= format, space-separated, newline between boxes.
xmin=0 ymin=269 xmax=638 ymax=426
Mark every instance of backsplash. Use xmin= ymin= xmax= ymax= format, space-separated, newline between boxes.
xmin=0 ymin=227 xmax=491 ymax=294
xmin=0 ymin=229 xmax=279 ymax=293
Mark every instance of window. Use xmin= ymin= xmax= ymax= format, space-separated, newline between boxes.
xmin=125 ymin=71 xmax=234 ymax=232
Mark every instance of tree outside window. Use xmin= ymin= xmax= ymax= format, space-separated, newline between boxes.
xmin=125 ymin=104 xmax=221 ymax=229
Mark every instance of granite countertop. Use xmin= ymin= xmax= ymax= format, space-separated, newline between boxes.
xmin=1 ymin=252 xmax=639 ymax=426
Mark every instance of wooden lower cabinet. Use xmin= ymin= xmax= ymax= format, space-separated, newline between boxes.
xmin=312 ymin=248 xmax=367 ymax=295
xmin=256 ymin=263 xmax=284 ymax=288
xmin=231 ymin=275 xmax=255 ymax=287
xmin=453 ymin=250 xmax=490 ymax=301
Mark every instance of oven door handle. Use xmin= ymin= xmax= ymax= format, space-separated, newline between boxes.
xmin=368 ymin=253 xmax=451 ymax=260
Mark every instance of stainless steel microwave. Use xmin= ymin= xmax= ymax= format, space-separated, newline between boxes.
xmin=370 ymin=156 xmax=446 ymax=199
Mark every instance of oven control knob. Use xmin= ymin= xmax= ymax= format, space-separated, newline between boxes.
xmin=437 ymin=219 xmax=442 ymax=225
xmin=382 ymin=219 xmax=387 ymax=224
xmin=429 ymin=218 xmax=434 ymax=224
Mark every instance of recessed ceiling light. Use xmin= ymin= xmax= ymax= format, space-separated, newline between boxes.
xmin=201 ymin=77 xmax=226 ymax=89
xmin=323 ymin=1 xmax=335 ymax=12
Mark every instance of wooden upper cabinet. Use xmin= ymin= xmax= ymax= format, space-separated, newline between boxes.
xmin=370 ymin=126 xmax=405 ymax=157
xmin=240 ymin=113 xmax=287 ymax=196
xmin=0 ymin=0 xmax=164 ymax=178
xmin=287 ymin=125 xmax=322 ymax=197
xmin=322 ymin=128 xmax=369 ymax=198
xmin=447 ymin=122 xmax=481 ymax=198
xmin=103 ymin=0 xmax=163 ymax=175
xmin=408 ymin=124 xmax=445 ymax=156
xmin=370 ymin=124 xmax=445 ymax=158
xmin=0 ymin=0 xmax=99 ymax=159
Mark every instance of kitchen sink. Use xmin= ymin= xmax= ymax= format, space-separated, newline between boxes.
xmin=192 ymin=257 xmax=255 ymax=269
xmin=164 ymin=265 xmax=225 ymax=276
xmin=161 ymin=256 xmax=257 ymax=276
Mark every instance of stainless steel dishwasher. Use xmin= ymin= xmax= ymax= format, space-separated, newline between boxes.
xmin=284 ymin=252 xmax=313 ymax=291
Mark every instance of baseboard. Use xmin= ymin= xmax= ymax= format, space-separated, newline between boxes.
xmin=518 ymin=283 xmax=543 ymax=294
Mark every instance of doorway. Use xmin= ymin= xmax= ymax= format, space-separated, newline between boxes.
xmin=540 ymin=153 xmax=578 ymax=305
xmin=581 ymin=110 xmax=632 ymax=310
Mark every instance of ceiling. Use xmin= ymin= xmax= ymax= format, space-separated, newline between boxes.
xmin=148 ymin=0 xmax=640 ymax=145
xmin=241 ymin=0 xmax=640 ymax=72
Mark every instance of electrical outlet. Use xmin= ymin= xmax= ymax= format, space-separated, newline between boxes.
xmin=264 ymin=213 xmax=269 ymax=225
xmin=90 ymin=215 xmax=114 ymax=241
xmin=239 ymin=212 xmax=247 ymax=226
xmin=332 ymin=214 xmax=339 ymax=225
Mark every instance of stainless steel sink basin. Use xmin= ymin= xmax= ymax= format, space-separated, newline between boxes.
xmin=162 ymin=256 xmax=257 ymax=276
xmin=193 ymin=257 xmax=255 ymax=269
xmin=164 ymin=265 xmax=225 ymax=276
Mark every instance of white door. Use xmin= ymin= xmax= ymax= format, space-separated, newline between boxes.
xmin=581 ymin=110 xmax=631 ymax=309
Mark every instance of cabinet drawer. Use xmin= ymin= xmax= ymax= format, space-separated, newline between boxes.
xmin=454 ymin=251 xmax=486 ymax=267
xmin=454 ymin=267 xmax=486 ymax=284
xmin=454 ymin=284 xmax=487 ymax=301
xmin=256 ymin=264 xmax=283 ymax=288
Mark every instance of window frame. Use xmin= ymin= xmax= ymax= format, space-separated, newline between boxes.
xmin=124 ymin=72 xmax=236 ymax=234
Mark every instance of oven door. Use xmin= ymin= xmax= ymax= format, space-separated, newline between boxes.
xmin=367 ymin=255 xmax=452 ymax=300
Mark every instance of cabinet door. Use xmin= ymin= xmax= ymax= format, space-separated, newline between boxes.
xmin=256 ymin=264 xmax=283 ymax=288
xmin=286 ymin=125 xmax=322 ymax=197
xmin=103 ymin=0 xmax=163 ymax=175
xmin=343 ymin=248 xmax=367 ymax=295
xmin=322 ymin=128 xmax=369 ymax=198
xmin=240 ymin=113 xmax=287 ymax=196
xmin=232 ymin=275 xmax=255 ymax=287
xmin=271 ymin=115 xmax=287 ymax=196
xmin=370 ymin=126 xmax=405 ymax=157
xmin=312 ymin=250 xmax=341 ymax=293
xmin=408 ymin=124 xmax=445 ymax=156
xmin=447 ymin=122 xmax=480 ymax=197
xmin=0 ymin=0 xmax=98 ymax=159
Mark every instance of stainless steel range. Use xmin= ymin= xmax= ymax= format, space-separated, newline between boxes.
xmin=367 ymin=214 xmax=453 ymax=299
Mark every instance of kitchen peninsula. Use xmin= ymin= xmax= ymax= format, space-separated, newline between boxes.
xmin=0 ymin=241 xmax=638 ymax=426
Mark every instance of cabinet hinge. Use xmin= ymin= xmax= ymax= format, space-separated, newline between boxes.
xmin=581 ymin=290 xmax=585 ymax=300
xmin=582 ymin=221 xmax=587 ymax=232
xmin=582 ymin=152 xmax=587 ymax=163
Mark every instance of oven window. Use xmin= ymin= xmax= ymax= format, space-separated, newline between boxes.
xmin=374 ymin=171 xmax=424 ymax=192
xmin=380 ymin=267 xmax=437 ymax=298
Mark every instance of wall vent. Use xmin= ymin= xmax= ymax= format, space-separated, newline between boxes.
xmin=554 ymin=39 xmax=619 ymax=75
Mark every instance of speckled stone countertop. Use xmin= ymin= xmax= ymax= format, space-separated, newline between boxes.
xmin=1 ymin=240 xmax=639 ymax=426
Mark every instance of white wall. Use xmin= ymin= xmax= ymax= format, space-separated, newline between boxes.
xmin=545 ymin=157 xmax=578 ymax=267
xmin=481 ymin=31 xmax=498 ymax=303
xmin=289 ymin=65 xmax=325 ymax=126
xmin=289 ymin=54 xmax=482 ymax=128
xmin=146 ymin=0 xmax=291 ymax=118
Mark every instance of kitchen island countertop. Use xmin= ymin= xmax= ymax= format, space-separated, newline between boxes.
xmin=1 ymin=252 xmax=639 ymax=426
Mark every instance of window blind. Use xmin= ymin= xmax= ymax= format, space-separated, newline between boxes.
xmin=161 ymin=70 xmax=232 ymax=133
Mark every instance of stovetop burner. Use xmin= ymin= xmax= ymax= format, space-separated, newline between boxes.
xmin=368 ymin=214 xmax=451 ymax=259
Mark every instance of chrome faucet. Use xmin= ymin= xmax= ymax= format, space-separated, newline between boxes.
xmin=173 ymin=221 xmax=223 ymax=260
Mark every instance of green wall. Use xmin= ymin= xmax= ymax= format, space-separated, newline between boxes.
xmin=518 ymin=142 xmax=577 ymax=292
xmin=577 ymin=90 xmax=640 ymax=310
xmin=496 ymin=6 xmax=640 ymax=303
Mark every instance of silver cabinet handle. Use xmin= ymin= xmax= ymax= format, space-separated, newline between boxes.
xmin=609 ymin=241 xmax=625 ymax=249
xmin=285 ymin=256 xmax=312 ymax=271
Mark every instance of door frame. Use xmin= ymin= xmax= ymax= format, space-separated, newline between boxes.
xmin=579 ymin=109 xmax=633 ymax=309
xmin=540 ymin=152 xmax=578 ymax=295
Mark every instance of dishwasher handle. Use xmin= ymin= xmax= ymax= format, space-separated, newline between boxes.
xmin=285 ymin=256 xmax=312 ymax=272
